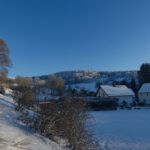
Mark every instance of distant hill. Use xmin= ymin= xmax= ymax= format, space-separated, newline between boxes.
xmin=34 ymin=70 xmax=138 ymax=92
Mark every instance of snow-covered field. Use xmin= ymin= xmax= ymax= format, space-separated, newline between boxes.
xmin=90 ymin=109 xmax=150 ymax=150
xmin=0 ymin=94 xmax=66 ymax=150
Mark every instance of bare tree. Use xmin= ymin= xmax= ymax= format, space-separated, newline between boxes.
xmin=15 ymin=76 xmax=33 ymax=88
xmin=0 ymin=39 xmax=11 ymax=77
xmin=47 ymin=75 xmax=64 ymax=95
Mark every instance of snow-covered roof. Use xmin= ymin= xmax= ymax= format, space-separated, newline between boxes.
xmin=100 ymin=85 xmax=134 ymax=97
xmin=139 ymin=83 xmax=150 ymax=93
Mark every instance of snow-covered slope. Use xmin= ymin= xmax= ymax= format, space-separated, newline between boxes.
xmin=0 ymin=94 xmax=67 ymax=150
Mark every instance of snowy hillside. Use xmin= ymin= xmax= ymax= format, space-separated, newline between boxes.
xmin=0 ymin=94 xmax=67 ymax=150
xmin=36 ymin=70 xmax=138 ymax=92
xmin=37 ymin=70 xmax=137 ymax=83
xmin=56 ymin=70 xmax=138 ymax=84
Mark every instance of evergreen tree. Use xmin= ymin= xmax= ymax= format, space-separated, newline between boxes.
xmin=130 ymin=79 xmax=137 ymax=93
xmin=138 ymin=63 xmax=150 ymax=85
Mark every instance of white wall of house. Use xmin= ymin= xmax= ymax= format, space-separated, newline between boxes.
xmin=112 ymin=96 xmax=134 ymax=105
xmin=97 ymin=88 xmax=134 ymax=105
xmin=138 ymin=92 xmax=150 ymax=104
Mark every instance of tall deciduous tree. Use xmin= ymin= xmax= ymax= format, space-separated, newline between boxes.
xmin=0 ymin=39 xmax=11 ymax=77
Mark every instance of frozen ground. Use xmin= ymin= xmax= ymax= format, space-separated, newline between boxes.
xmin=90 ymin=109 xmax=150 ymax=150
xmin=0 ymin=94 xmax=66 ymax=150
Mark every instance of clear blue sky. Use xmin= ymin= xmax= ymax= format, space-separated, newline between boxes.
xmin=1 ymin=0 xmax=150 ymax=77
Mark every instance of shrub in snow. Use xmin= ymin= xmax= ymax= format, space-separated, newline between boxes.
xmin=36 ymin=97 xmax=100 ymax=150
xmin=15 ymin=88 xmax=34 ymax=111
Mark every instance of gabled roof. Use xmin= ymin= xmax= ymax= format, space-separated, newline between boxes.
xmin=139 ymin=83 xmax=150 ymax=93
xmin=100 ymin=85 xmax=135 ymax=97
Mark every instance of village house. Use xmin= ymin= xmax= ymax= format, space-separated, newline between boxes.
xmin=96 ymin=85 xmax=135 ymax=105
xmin=138 ymin=83 xmax=150 ymax=105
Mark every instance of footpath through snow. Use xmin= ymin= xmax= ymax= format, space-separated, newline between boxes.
xmin=0 ymin=94 xmax=66 ymax=150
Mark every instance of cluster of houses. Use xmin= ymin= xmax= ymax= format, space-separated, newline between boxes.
xmin=96 ymin=83 xmax=150 ymax=106
xmin=35 ymin=82 xmax=150 ymax=108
